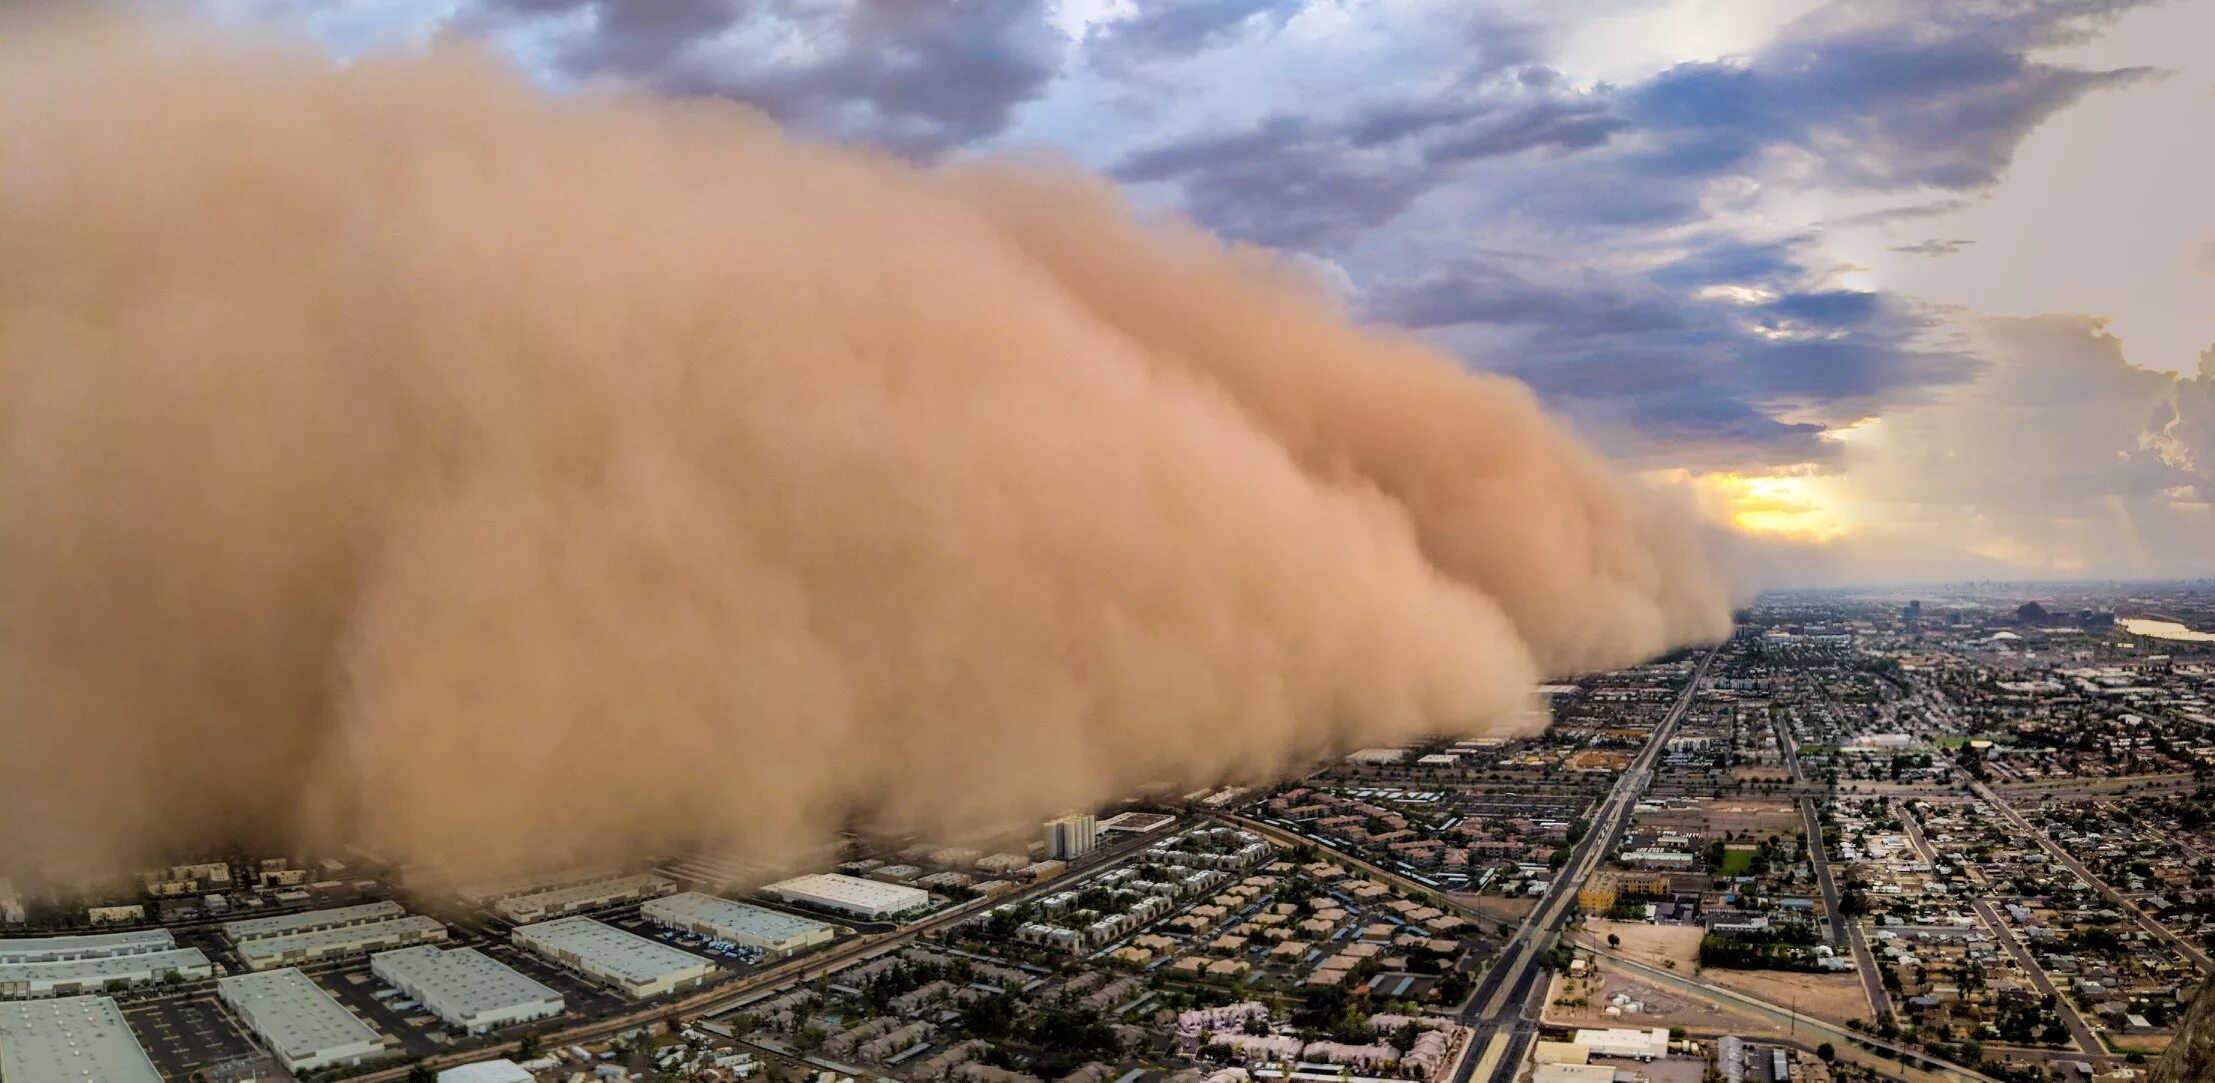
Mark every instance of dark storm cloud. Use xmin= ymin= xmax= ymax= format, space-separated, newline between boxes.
xmin=1113 ymin=58 xmax=1620 ymax=246
xmin=1112 ymin=1 xmax=2150 ymax=468
xmin=1084 ymin=0 xmax=1303 ymax=71
xmin=467 ymin=0 xmax=1064 ymax=155
xmin=1367 ymin=239 xmax=1981 ymax=468
xmin=1627 ymin=5 xmax=2155 ymax=191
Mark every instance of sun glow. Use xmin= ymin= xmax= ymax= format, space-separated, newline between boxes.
xmin=1649 ymin=467 xmax=1851 ymax=541
xmin=1721 ymin=473 xmax=1847 ymax=539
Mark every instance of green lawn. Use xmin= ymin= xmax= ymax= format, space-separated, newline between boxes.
xmin=1718 ymin=845 xmax=1757 ymax=876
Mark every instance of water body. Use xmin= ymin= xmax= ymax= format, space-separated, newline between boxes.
xmin=2122 ymin=618 xmax=2215 ymax=643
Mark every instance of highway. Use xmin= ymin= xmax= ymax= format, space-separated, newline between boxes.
xmin=1450 ymin=644 xmax=1720 ymax=1083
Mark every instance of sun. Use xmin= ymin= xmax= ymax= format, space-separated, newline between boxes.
xmin=1646 ymin=468 xmax=1851 ymax=542
xmin=1721 ymin=473 xmax=1849 ymax=540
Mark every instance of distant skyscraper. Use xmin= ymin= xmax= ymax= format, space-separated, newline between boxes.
xmin=1043 ymin=813 xmax=1097 ymax=860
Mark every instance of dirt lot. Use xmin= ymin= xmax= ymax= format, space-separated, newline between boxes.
xmin=1577 ymin=919 xmax=1701 ymax=969
xmin=1701 ymin=967 xmax=1875 ymax=1024
xmin=1458 ymin=894 xmax=1535 ymax=926
xmin=1544 ymin=968 xmax=1763 ymax=1033
xmin=1701 ymin=798 xmax=1805 ymax=836
xmin=2110 ymin=1033 xmax=2176 ymax=1056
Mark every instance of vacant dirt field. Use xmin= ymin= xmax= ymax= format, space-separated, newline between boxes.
xmin=1702 ymin=798 xmax=1804 ymax=836
xmin=1544 ymin=967 xmax=1760 ymax=1033
xmin=1458 ymin=894 xmax=1535 ymax=926
xmin=1577 ymin=919 xmax=1702 ymax=969
xmin=1701 ymin=967 xmax=1875 ymax=1024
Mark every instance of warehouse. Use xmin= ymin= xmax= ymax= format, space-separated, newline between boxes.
xmin=1573 ymin=1026 xmax=1670 ymax=1061
xmin=235 ymin=914 xmax=447 ymax=970
xmin=489 ymin=874 xmax=674 ymax=924
xmin=510 ymin=917 xmax=717 ymax=999
xmin=371 ymin=945 xmax=565 ymax=1034
xmin=224 ymin=900 xmax=406 ymax=942
xmin=761 ymin=873 xmax=930 ymax=920
xmin=0 ymin=947 xmax=212 ymax=999
xmin=0 ymin=995 xmax=164 ymax=1083
xmin=218 ymin=968 xmax=388 ymax=1073
xmin=640 ymin=893 xmax=835 ymax=957
xmin=0 ymin=928 xmax=175 ymax=966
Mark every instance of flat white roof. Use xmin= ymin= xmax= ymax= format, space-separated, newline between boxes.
xmin=372 ymin=945 xmax=563 ymax=1019
xmin=0 ymin=947 xmax=210 ymax=987
xmin=0 ymin=995 xmax=163 ymax=1083
xmin=764 ymin=873 xmax=929 ymax=909
xmin=493 ymin=874 xmax=671 ymax=914
xmin=224 ymin=901 xmax=406 ymax=941
xmin=642 ymin=893 xmax=833 ymax=943
xmin=217 ymin=968 xmax=383 ymax=1063
xmin=511 ymin=917 xmax=716 ymax=987
xmin=438 ymin=1060 xmax=534 ymax=1083
xmin=0 ymin=929 xmax=175 ymax=964
xmin=236 ymin=915 xmax=446 ymax=966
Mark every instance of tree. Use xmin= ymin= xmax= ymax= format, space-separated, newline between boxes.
xmin=1607 ymin=933 xmax=1620 ymax=948
xmin=1816 ymin=1043 xmax=1836 ymax=1063
xmin=407 ymin=1062 xmax=436 ymax=1083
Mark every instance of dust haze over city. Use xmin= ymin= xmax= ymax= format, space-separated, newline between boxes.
xmin=2 ymin=5 xmax=2212 ymax=1083
xmin=0 ymin=13 xmax=1734 ymax=887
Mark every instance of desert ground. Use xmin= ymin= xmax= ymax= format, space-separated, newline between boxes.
xmin=1577 ymin=918 xmax=1702 ymax=969
xmin=1701 ymin=967 xmax=1877 ymax=1024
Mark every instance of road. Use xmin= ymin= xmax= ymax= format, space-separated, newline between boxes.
xmin=1799 ymin=795 xmax=1887 ymax=1020
xmin=1450 ymin=644 xmax=1720 ymax=1083
xmin=1968 ymin=777 xmax=2213 ymax=972
xmin=1968 ymin=897 xmax=2103 ymax=1055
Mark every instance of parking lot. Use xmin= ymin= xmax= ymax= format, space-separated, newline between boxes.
xmin=123 ymin=994 xmax=261 ymax=1080
xmin=317 ymin=962 xmax=448 ymax=1059
xmin=477 ymin=938 xmax=633 ymax=1019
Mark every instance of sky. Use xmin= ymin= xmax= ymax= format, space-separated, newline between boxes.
xmin=207 ymin=0 xmax=2215 ymax=585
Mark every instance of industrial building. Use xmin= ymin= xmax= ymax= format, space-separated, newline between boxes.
xmin=223 ymin=900 xmax=406 ymax=942
xmin=1573 ymin=1026 xmax=1670 ymax=1060
xmin=0 ymin=947 xmax=213 ymax=999
xmin=0 ymin=995 xmax=163 ymax=1083
xmin=489 ymin=873 xmax=675 ymax=924
xmin=510 ymin=917 xmax=718 ymax=999
xmin=0 ymin=928 xmax=176 ymax=966
xmin=234 ymin=914 xmax=448 ymax=970
xmin=761 ymin=873 xmax=930 ymax=920
xmin=370 ymin=945 xmax=565 ymax=1034
xmin=639 ymin=893 xmax=836 ymax=956
xmin=218 ymin=968 xmax=388 ymax=1074
xmin=1044 ymin=813 xmax=1099 ymax=860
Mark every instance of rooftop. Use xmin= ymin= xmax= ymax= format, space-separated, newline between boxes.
xmin=0 ymin=928 xmax=175 ymax=964
xmin=372 ymin=945 xmax=562 ymax=1018
xmin=0 ymin=946 xmax=210 ymax=986
xmin=223 ymin=901 xmax=405 ymax=941
xmin=235 ymin=915 xmax=446 ymax=966
xmin=511 ymin=917 xmax=716 ymax=986
xmin=643 ymin=892 xmax=833 ymax=942
xmin=0 ymin=995 xmax=163 ymax=1083
xmin=217 ymin=968 xmax=383 ymax=1062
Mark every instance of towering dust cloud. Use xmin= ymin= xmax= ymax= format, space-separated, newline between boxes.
xmin=0 ymin=14 xmax=1736 ymax=885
